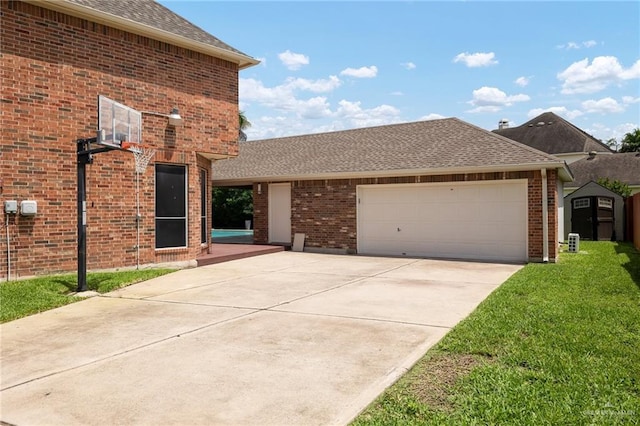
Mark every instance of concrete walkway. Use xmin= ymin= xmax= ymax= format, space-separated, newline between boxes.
xmin=0 ymin=252 xmax=522 ymax=425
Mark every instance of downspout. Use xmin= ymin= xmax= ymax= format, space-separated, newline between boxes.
xmin=6 ymin=214 xmax=10 ymax=281
xmin=541 ymin=168 xmax=549 ymax=263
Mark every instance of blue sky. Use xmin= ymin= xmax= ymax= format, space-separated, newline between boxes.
xmin=159 ymin=1 xmax=640 ymax=144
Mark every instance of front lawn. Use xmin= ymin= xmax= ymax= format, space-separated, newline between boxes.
xmin=0 ymin=269 xmax=175 ymax=323
xmin=353 ymin=242 xmax=640 ymax=425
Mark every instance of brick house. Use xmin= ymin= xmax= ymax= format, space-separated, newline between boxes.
xmin=212 ymin=119 xmax=573 ymax=263
xmin=1 ymin=0 xmax=257 ymax=279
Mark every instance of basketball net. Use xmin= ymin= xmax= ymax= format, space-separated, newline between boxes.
xmin=123 ymin=142 xmax=156 ymax=269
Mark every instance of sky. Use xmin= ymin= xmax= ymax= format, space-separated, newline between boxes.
xmin=158 ymin=1 xmax=640 ymax=145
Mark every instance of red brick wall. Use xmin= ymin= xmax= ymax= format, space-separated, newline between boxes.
xmin=253 ymin=169 xmax=560 ymax=262
xmin=1 ymin=2 xmax=239 ymax=278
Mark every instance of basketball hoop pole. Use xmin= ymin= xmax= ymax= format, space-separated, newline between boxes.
xmin=76 ymin=136 xmax=115 ymax=292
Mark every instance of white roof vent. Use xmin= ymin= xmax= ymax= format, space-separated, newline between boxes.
xmin=536 ymin=122 xmax=546 ymax=126
xmin=498 ymin=119 xmax=510 ymax=129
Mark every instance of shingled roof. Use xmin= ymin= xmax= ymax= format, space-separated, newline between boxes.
xmin=567 ymin=152 xmax=640 ymax=188
xmin=212 ymin=118 xmax=571 ymax=184
xmin=30 ymin=0 xmax=258 ymax=69
xmin=493 ymin=112 xmax=612 ymax=155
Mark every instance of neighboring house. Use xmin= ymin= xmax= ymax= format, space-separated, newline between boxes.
xmin=1 ymin=0 xmax=257 ymax=279
xmin=564 ymin=182 xmax=623 ymax=241
xmin=493 ymin=112 xmax=613 ymax=164
xmin=566 ymin=152 xmax=640 ymax=196
xmin=212 ymin=118 xmax=572 ymax=263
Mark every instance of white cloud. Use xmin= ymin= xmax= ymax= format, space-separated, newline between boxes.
xmin=556 ymin=40 xmax=598 ymax=50
xmin=390 ymin=91 xmax=404 ymax=96
xmin=453 ymin=52 xmax=498 ymax=68
xmin=622 ymin=96 xmax=640 ymax=105
xmin=240 ymin=76 xmax=342 ymax=111
xmin=557 ymin=56 xmax=640 ymax=94
xmin=278 ymin=50 xmax=309 ymax=71
xmin=335 ymin=100 xmax=401 ymax=128
xmin=284 ymin=76 xmax=342 ymax=93
xmin=514 ymin=76 xmax=531 ymax=87
xmin=419 ymin=113 xmax=447 ymax=121
xmin=527 ymin=106 xmax=583 ymax=120
xmin=467 ymin=86 xmax=530 ymax=113
xmin=297 ymin=96 xmax=333 ymax=119
xmin=340 ymin=66 xmax=378 ymax=78
xmin=584 ymin=122 xmax=638 ymax=143
xmin=256 ymin=57 xmax=267 ymax=67
xmin=401 ymin=62 xmax=416 ymax=70
xmin=581 ymin=97 xmax=624 ymax=113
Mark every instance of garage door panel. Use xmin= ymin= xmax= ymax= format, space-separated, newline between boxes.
xmin=358 ymin=181 xmax=527 ymax=262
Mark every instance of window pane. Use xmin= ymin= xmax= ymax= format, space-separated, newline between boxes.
xmin=156 ymin=164 xmax=186 ymax=217
xmin=156 ymin=219 xmax=187 ymax=248
xmin=201 ymin=216 xmax=207 ymax=243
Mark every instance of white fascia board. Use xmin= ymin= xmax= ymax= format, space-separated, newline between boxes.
xmin=212 ymin=161 xmax=572 ymax=185
xmin=27 ymin=0 xmax=260 ymax=69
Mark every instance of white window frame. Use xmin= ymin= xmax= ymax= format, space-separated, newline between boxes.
xmin=597 ymin=198 xmax=613 ymax=209
xmin=573 ymin=198 xmax=590 ymax=209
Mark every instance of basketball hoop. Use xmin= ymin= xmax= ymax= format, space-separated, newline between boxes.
xmin=121 ymin=142 xmax=156 ymax=173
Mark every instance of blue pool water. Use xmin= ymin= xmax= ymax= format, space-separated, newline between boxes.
xmin=211 ymin=229 xmax=254 ymax=238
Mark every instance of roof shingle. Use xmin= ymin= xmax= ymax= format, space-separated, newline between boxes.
xmin=567 ymin=152 xmax=640 ymax=188
xmin=212 ymin=118 xmax=566 ymax=183
xmin=493 ymin=112 xmax=612 ymax=155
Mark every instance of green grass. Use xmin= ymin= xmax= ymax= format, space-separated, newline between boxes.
xmin=0 ymin=269 xmax=175 ymax=323
xmin=353 ymin=242 xmax=640 ymax=425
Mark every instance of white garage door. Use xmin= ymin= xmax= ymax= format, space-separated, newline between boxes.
xmin=357 ymin=180 xmax=528 ymax=262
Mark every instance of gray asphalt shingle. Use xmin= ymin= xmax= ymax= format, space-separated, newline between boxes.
xmin=567 ymin=152 xmax=640 ymax=188
xmin=212 ymin=118 xmax=564 ymax=182
xmin=493 ymin=112 xmax=612 ymax=155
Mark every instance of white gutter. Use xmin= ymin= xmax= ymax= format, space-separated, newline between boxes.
xmin=541 ymin=168 xmax=549 ymax=263
xmin=25 ymin=0 xmax=260 ymax=69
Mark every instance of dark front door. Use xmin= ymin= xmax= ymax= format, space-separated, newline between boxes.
xmin=571 ymin=197 xmax=593 ymax=239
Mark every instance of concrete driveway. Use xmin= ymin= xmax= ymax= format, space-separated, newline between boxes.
xmin=1 ymin=252 xmax=522 ymax=425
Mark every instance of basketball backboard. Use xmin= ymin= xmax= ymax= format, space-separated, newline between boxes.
xmin=97 ymin=95 xmax=141 ymax=151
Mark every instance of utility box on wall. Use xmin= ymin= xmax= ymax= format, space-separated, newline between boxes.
xmin=20 ymin=200 xmax=37 ymax=216
xmin=4 ymin=200 xmax=18 ymax=214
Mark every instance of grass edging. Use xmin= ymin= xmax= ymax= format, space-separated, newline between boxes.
xmin=353 ymin=242 xmax=640 ymax=425
xmin=0 ymin=269 xmax=175 ymax=323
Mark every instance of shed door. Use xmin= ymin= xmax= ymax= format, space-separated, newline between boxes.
xmin=571 ymin=197 xmax=593 ymax=239
xmin=596 ymin=197 xmax=614 ymax=240
xmin=268 ymin=183 xmax=291 ymax=244
xmin=357 ymin=180 xmax=528 ymax=262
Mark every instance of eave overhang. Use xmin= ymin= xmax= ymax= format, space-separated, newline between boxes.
xmin=25 ymin=0 xmax=260 ymax=70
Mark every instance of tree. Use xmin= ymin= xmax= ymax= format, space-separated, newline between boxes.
xmin=605 ymin=137 xmax=619 ymax=152
xmin=619 ymin=128 xmax=640 ymax=153
xmin=239 ymin=111 xmax=252 ymax=142
xmin=212 ymin=187 xmax=253 ymax=228
xmin=597 ymin=177 xmax=632 ymax=198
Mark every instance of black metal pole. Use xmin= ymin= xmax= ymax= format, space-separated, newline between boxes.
xmin=77 ymin=139 xmax=89 ymax=292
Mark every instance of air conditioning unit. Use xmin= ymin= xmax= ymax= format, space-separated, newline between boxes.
xmin=568 ymin=233 xmax=579 ymax=253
